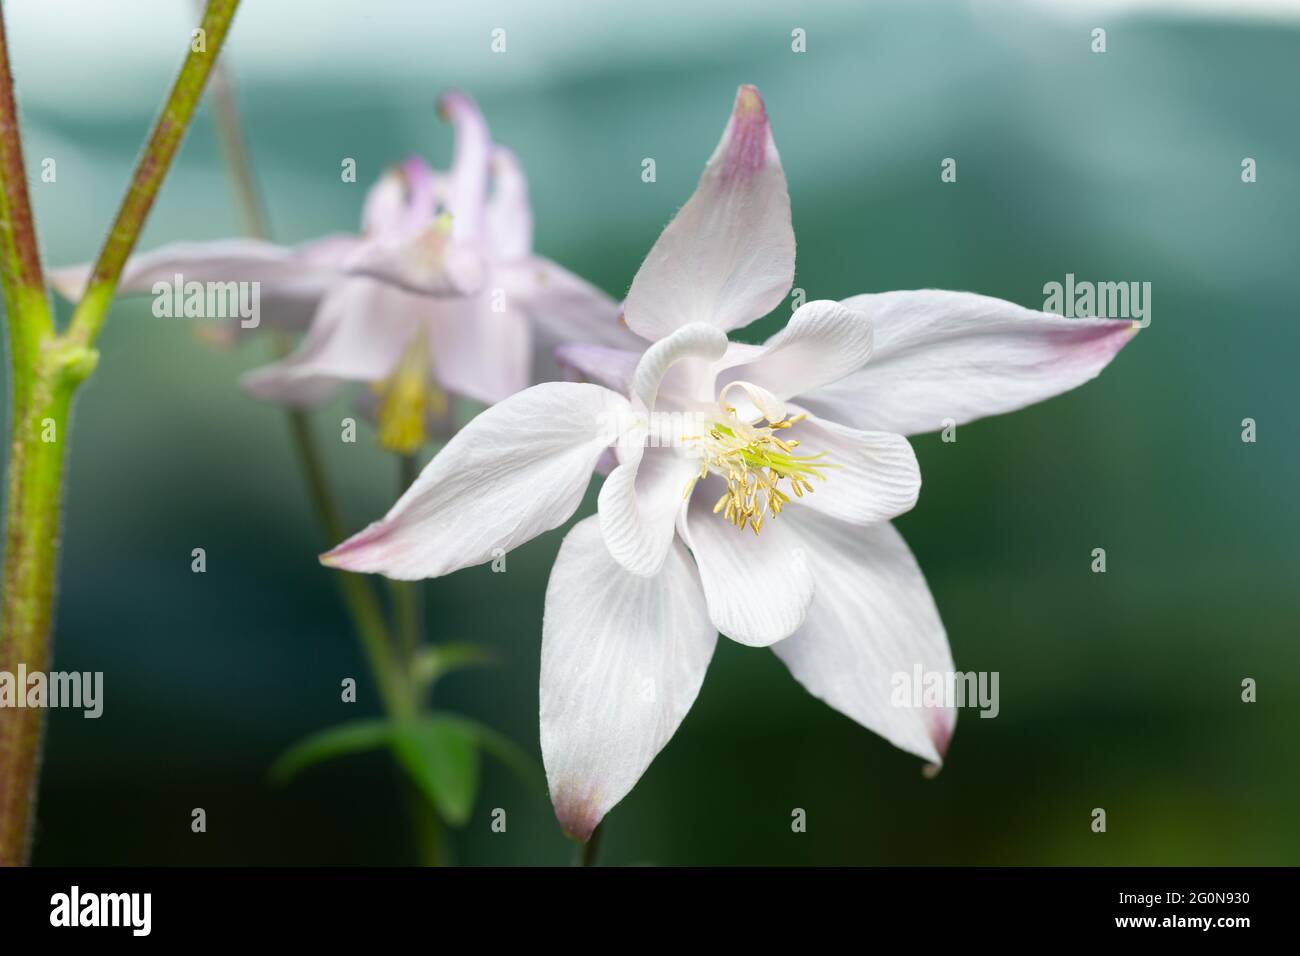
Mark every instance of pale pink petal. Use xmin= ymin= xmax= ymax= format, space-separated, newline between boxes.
xmin=623 ymin=85 xmax=795 ymax=341
xmin=426 ymin=291 xmax=532 ymax=405
xmin=486 ymin=146 xmax=532 ymax=260
xmin=49 ymin=234 xmax=356 ymax=300
xmin=555 ymin=343 xmax=641 ymax=394
xmin=438 ymin=90 xmax=492 ymax=242
xmin=343 ymin=225 xmax=487 ymax=298
xmin=241 ymin=279 xmax=421 ymax=406
xmin=677 ymin=475 xmax=815 ymax=647
xmin=322 ymin=383 xmax=628 ymax=579
xmin=799 ymin=290 xmax=1139 ymax=436
xmin=774 ymin=511 xmax=956 ymax=766
xmin=541 ymin=515 xmax=716 ymax=842
xmin=495 ymin=257 xmax=640 ymax=353
xmin=398 ymin=154 xmax=439 ymax=231
xmin=362 ymin=169 xmax=409 ymax=237
xmin=718 ymin=300 xmax=874 ymax=401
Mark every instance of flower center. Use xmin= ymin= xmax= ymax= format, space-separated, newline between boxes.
xmin=683 ymin=405 xmax=833 ymax=535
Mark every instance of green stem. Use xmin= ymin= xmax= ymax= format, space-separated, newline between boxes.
xmin=65 ymin=0 xmax=241 ymax=350
xmin=204 ymin=31 xmax=270 ymax=239
xmin=198 ymin=41 xmax=430 ymax=862
xmin=577 ymin=822 xmax=604 ymax=867
xmin=390 ymin=455 xmax=424 ymax=668
xmin=281 ymin=396 xmax=409 ymax=720
xmin=401 ymin=775 xmax=444 ymax=866
xmin=0 ymin=0 xmax=242 ymax=866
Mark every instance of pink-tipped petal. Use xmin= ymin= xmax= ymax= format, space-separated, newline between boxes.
xmin=800 ymin=290 xmax=1140 ymax=436
xmin=623 ymin=85 xmax=795 ymax=342
xmin=437 ymin=90 xmax=492 ymax=241
xmin=773 ymin=512 xmax=956 ymax=767
xmin=541 ymin=516 xmax=716 ymax=841
xmin=322 ymin=383 xmax=628 ymax=580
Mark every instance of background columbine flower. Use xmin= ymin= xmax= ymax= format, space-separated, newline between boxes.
xmin=321 ymin=84 xmax=1137 ymax=840
xmin=52 ymin=90 xmax=636 ymax=453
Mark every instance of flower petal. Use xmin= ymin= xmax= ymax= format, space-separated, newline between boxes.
xmin=598 ymin=447 xmax=698 ymax=577
xmin=677 ymin=475 xmax=815 ymax=647
xmin=363 ymin=156 xmax=443 ymax=240
xmin=241 ymin=278 xmax=421 ymax=406
xmin=630 ymin=322 xmax=729 ymax=412
xmin=322 ymin=382 xmax=628 ymax=579
xmin=623 ymin=85 xmax=794 ymax=341
xmin=555 ymin=343 xmax=641 ymax=394
xmin=486 ymin=146 xmax=532 ymax=260
xmin=426 ymin=290 xmax=532 ymax=405
xmin=49 ymin=235 xmax=360 ymax=332
xmin=773 ymin=511 xmax=956 ymax=766
xmin=799 ymin=290 xmax=1139 ymax=436
xmin=343 ymin=222 xmax=487 ymax=298
xmin=437 ymin=90 xmax=492 ymax=242
xmin=541 ymin=515 xmax=716 ymax=841
xmin=362 ymin=168 xmax=408 ymax=237
xmin=784 ymin=411 xmax=920 ymax=526
xmin=718 ymin=300 xmax=874 ymax=401
xmin=494 ymin=256 xmax=641 ymax=357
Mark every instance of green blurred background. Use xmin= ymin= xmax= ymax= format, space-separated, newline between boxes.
xmin=2 ymin=0 xmax=1296 ymax=865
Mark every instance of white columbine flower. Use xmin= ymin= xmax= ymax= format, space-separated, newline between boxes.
xmin=323 ymin=85 xmax=1137 ymax=839
xmin=52 ymin=91 xmax=636 ymax=452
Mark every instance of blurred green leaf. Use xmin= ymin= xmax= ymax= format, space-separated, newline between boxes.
xmin=390 ymin=717 xmax=480 ymax=827
xmin=412 ymin=642 xmax=497 ymax=688
xmin=439 ymin=715 xmax=546 ymax=797
xmin=269 ymin=719 xmax=392 ymax=787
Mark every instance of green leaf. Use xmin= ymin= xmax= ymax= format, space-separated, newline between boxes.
xmin=440 ymin=715 xmax=546 ymax=797
xmin=269 ymin=719 xmax=393 ymax=787
xmin=411 ymin=642 xmax=497 ymax=688
xmin=391 ymin=717 xmax=480 ymax=827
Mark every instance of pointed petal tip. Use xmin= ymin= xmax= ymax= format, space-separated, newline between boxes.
xmin=925 ymin=707 xmax=956 ymax=773
xmin=721 ymin=85 xmax=772 ymax=179
xmin=437 ymin=89 xmax=479 ymax=122
xmin=553 ymin=793 xmax=603 ymax=844
xmin=318 ymin=523 xmax=386 ymax=573
xmin=734 ymin=84 xmax=767 ymax=118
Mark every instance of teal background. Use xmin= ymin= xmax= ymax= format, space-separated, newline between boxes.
xmin=1 ymin=1 xmax=1296 ymax=864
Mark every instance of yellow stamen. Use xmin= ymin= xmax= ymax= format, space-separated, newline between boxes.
xmin=685 ymin=408 xmax=837 ymax=534
xmin=374 ymin=333 xmax=446 ymax=455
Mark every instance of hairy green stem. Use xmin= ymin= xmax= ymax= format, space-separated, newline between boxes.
xmin=65 ymin=0 xmax=241 ymax=350
xmin=0 ymin=0 xmax=242 ymax=865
